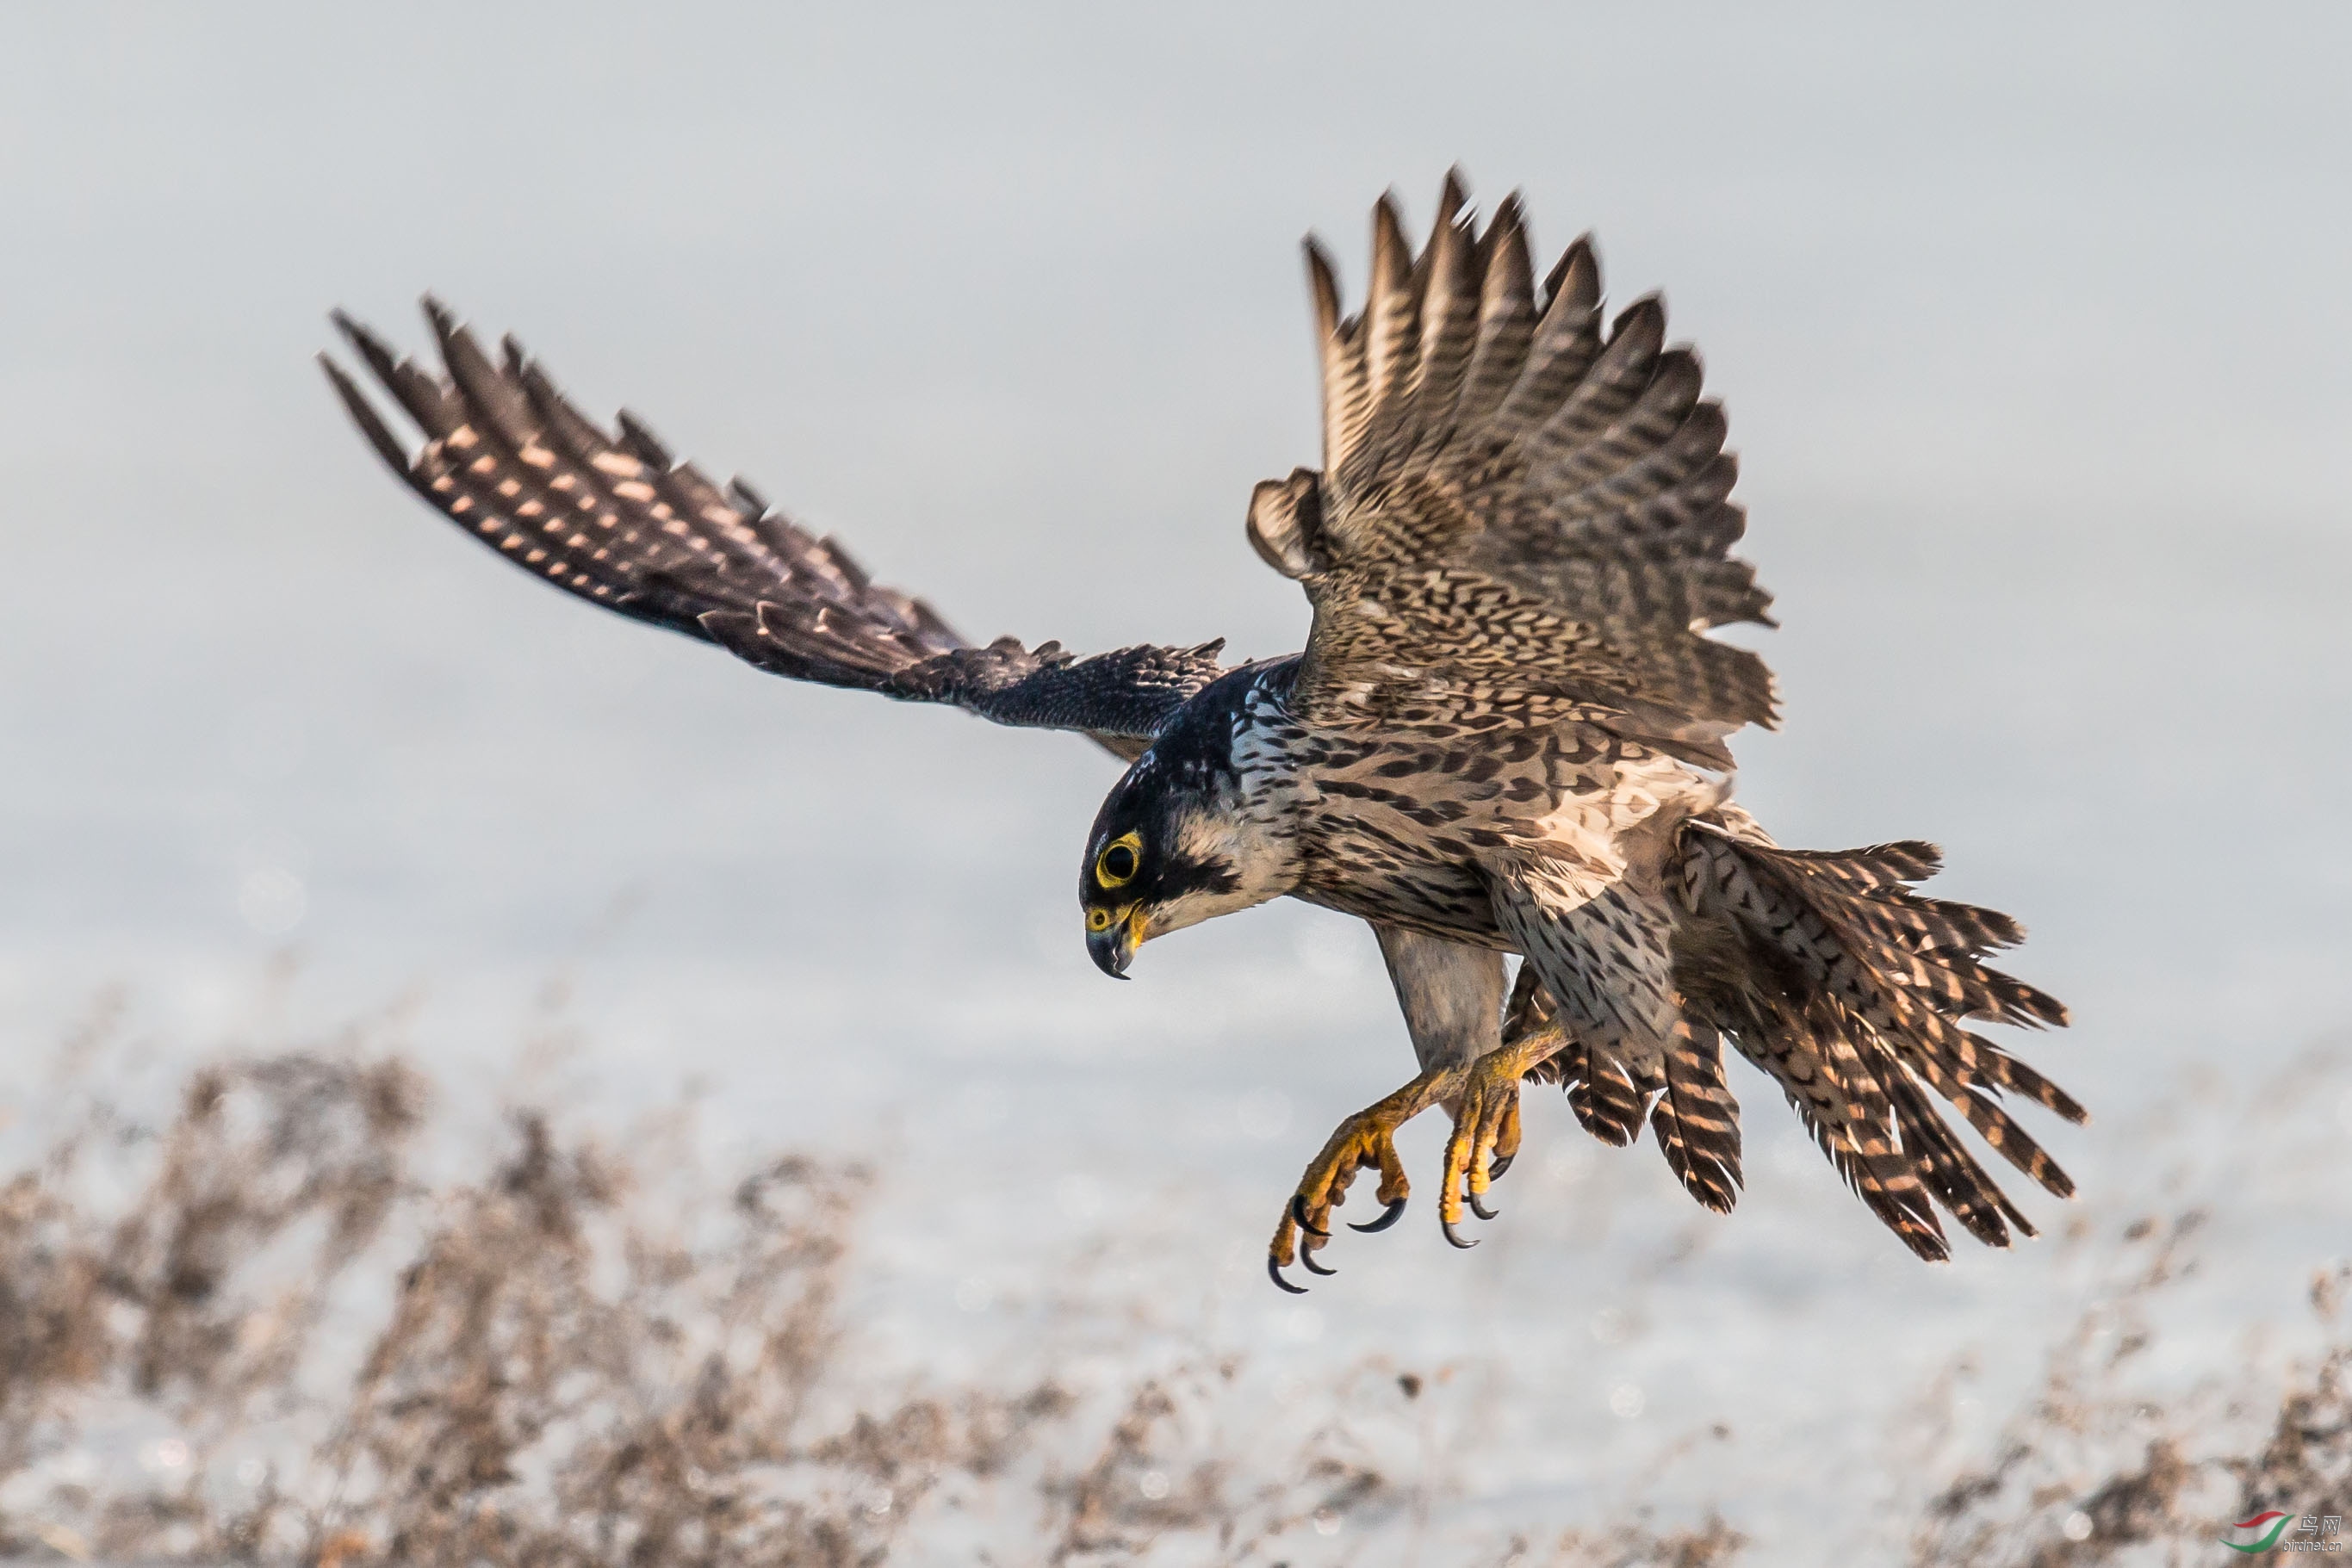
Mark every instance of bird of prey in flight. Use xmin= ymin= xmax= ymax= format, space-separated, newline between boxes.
xmin=323 ymin=172 xmax=2079 ymax=1294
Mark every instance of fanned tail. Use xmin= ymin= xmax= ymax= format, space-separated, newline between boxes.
xmin=1504 ymin=810 xmax=2078 ymax=1257
xmin=1667 ymin=814 xmax=2080 ymax=1260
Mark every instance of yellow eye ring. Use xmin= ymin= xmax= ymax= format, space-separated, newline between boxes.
xmin=1095 ymin=832 xmax=1142 ymax=890
xmin=1086 ymin=907 xmax=1114 ymax=933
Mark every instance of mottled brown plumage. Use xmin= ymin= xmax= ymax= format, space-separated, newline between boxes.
xmin=1237 ymin=174 xmax=2076 ymax=1274
xmin=325 ymin=170 xmax=2078 ymax=1292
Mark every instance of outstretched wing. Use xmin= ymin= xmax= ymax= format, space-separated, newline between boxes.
xmin=323 ymin=301 xmax=1226 ymax=759
xmin=1249 ymin=173 xmax=1775 ymax=746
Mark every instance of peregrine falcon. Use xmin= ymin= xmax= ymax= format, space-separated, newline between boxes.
xmin=324 ymin=173 xmax=2079 ymax=1293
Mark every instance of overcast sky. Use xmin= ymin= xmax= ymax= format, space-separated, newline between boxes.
xmin=1 ymin=2 xmax=2347 ymax=1064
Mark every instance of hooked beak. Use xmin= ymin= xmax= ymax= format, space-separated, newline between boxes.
xmin=1086 ymin=905 xmax=1147 ymax=979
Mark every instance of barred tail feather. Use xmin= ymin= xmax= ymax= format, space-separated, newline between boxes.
xmin=1649 ymin=1020 xmax=1742 ymax=1213
xmin=1492 ymin=816 xmax=2076 ymax=1252
xmin=1671 ymin=818 xmax=2078 ymax=1257
xmin=1797 ymin=1089 xmax=1951 ymax=1262
xmin=1974 ymin=1044 xmax=2088 ymax=1126
xmin=1508 ymin=963 xmax=1646 ymax=1147
xmin=1567 ymin=1055 xmax=1649 ymax=1149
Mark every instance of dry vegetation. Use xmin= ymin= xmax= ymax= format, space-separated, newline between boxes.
xmin=0 ymin=997 xmax=2342 ymax=1566
xmin=1899 ymin=1221 xmax=2349 ymax=1566
xmin=0 ymin=998 xmax=1417 ymax=1566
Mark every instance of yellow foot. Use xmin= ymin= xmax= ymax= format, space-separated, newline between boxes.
xmin=1437 ymin=1037 xmax=1552 ymax=1249
xmin=1266 ymin=1038 xmax=1563 ymax=1292
xmin=1266 ymin=1067 xmax=1458 ymax=1293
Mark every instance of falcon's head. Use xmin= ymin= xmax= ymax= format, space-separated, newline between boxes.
xmin=1079 ymin=694 xmax=1299 ymax=978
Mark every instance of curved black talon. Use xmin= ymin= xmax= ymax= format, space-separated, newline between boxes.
xmin=1442 ymin=1216 xmax=1481 ymax=1249
xmin=1349 ymin=1197 xmax=1408 ymax=1234
xmin=1468 ymin=1192 xmax=1499 ymax=1221
xmin=1300 ymin=1244 xmax=1337 ymax=1277
xmin=1487 ymin=1150 xmax=1515 ymax=1181
xmin=1290 ymin=1193 xmax=1330 ymax=1239
xmin=1268 ymin=1255 xmax=1309 ymax=1294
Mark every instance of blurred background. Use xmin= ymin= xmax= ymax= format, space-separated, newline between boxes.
xmin=1 ymin=4 xmax=2347 ymax=1560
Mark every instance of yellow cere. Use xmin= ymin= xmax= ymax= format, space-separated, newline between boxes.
xmin=1086 ymin=907 xmax=1115 ymax=933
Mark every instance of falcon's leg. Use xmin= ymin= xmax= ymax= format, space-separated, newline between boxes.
xmin=1375 ymin=925 xmax=1510 ymax=1077
xmin=1378 ymin=924 xmax=1524 ymax=1208
xmin=1266 ymin=927 xmax=1506 ymax=1291
xmin=1436 ymin=1032 xmax=1567 ymax=1249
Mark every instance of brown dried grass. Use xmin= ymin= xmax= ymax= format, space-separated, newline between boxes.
xmin=0 ymin=1000 xmax=1420 ymax=1565
xmin=0 ymin=996 xmax=2342 ymax=1566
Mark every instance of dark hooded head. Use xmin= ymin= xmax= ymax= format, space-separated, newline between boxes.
xmin=1078 ymin=683 xmax=1300 ymax=977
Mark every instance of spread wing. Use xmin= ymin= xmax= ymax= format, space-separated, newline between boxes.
xmin=1248 ymin=173 xmax=1776 ymax=747
xmin=323 ymin=301 xmax=1226 ymax=759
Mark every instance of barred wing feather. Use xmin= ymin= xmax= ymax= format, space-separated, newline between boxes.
xmin=324 ymin=302 xmax=1226 ymax=757
xmin=1255 ymin=173 xmax=1776 ymax=738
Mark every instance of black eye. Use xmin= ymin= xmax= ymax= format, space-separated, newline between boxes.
xmin=1095 ymin=833 xmax=1142 ymax=889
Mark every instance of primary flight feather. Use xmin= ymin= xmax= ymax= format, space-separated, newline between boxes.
xmin=325 ymin=172 xmax=2078 ymax=1292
